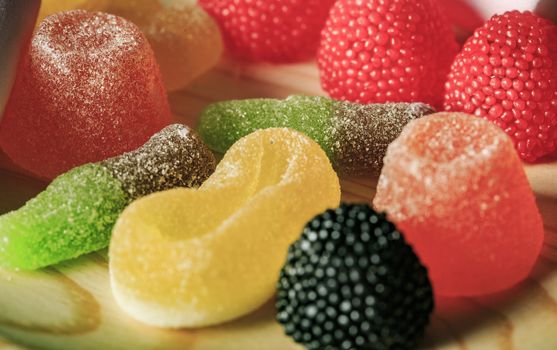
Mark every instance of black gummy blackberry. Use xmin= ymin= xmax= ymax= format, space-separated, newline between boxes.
xmin=276 ymin=203 xmax=434 ymax=350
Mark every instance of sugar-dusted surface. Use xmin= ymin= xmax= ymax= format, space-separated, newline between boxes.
xmin=102 ymin=124 xmax=216 ymax=201
xmin=0 ymin=124 xmax=215 ymax=270
xmin=110 ymin=128 xmax=341 ymax=328
xmin=374 ymin=112 xmax=545 ymax=296
xmin=0 ymin=10 xmax=171 ymax=179
xmin=0 ymin=60 xmax=556 ymax=350
xmin=331 ymin=101 xmax=435 ymax=174
xmin=104 ymin=0 xmax=223 ymax=92
xmin=197 ymin=95 xmax=433 ymax=174
xmin=0 ymin=164 xmax=127 ymax=270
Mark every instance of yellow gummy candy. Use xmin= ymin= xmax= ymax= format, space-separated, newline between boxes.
xmin=109 ymin=128 xmax=341 ymax=328
xmin=37 ymin=0 xmax=108 ymax=23
xmin=103 ymin=0 xmax=223 ymax=92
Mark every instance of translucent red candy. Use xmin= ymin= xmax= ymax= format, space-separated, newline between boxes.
xmin=374 ymin=112 xmax=544 ymax=296
xmin=0 ymin=10 xmax=171 ymax=179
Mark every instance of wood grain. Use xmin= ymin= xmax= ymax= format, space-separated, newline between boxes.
xmin=0 ymin=59 xmax=556 ymax=350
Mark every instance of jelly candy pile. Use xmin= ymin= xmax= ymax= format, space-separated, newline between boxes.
xmin=0 ymin=1 xmax=552 ymax=349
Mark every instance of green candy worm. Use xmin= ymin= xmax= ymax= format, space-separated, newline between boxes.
xmin=197 ymin=96 xmax=434 ymax=174
xmin=0 ymin=124 xmax=216 ymax=270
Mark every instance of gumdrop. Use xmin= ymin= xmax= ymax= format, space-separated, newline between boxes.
xmin=374 ymin=112 xmax=544 ymax=296
xmin=0 ymin=10 xmax=172 ymax=179
xmin=104 ymin=0 xmax=223 ymax=92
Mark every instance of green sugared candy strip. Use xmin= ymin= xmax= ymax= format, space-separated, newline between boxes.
xmin=0 ymin=165 xmax=127 ymax=270
xmin=197 ymin=96 xmax=434 ymax=174
xmin=0 ymin=124 xmax=216 ymax=270
xmin=198 ymin=96 xmax=336 ymax=157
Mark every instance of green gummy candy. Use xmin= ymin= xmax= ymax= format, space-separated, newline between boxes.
xmin=197 ymin=95 xmax=434 ymax=174
xmin=198 ymin=96 xmax=337 ymax=157
xmin=0 ymin=124 xmax=216 ymax=270
xmin=0 ymin=164 xmax=128 ymax=270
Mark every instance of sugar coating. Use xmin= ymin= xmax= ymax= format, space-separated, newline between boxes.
xmin=0 ymin=164 xmax=127 ymax=270
xmin=0 ymin=10 xmax=172 ymax=179
xmin=373 ymin=112 xmax=544 ymax=296
xmin=110 ymin=128 xmax=341 ymax=328
xmin=197 ymin=96 xmax=433 ymax=174
xmin=331 ymin=101 xmax=434 ymax=174
xmin=0 ymin=124 xmax=216 ymax=270
xmin=102 ymin=124 xmax=217 ymax=200
xmin=102 ymin=0 xmax=223 ymax=91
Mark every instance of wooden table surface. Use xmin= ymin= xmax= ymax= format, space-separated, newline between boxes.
xmin=0 ymin=59 xmax=556 ymax=350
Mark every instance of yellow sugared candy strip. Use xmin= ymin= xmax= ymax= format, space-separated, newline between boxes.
xmin=109 ymin=128 xmax=341 ymax=328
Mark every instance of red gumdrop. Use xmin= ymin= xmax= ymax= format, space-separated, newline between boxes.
xmin=374 ymin=112 xmax=544 ymax=296
xmin=0 ymin=10 xmax=171 ymax=179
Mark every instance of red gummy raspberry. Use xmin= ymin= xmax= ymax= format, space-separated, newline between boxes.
xmin=318 ymin=0 xmax=458 ymax=108
xmin=444 ymin=11 xmax=557 ymax=162
xmin=199 ymin=0 xmax=336 ymax=63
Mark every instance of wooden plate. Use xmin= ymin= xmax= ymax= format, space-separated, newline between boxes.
xmin=0 ymin=60 xmax=556 ymax=350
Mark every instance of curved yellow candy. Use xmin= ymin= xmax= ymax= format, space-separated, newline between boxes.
xmin=109 ymin=128 xmax=341 ymax=328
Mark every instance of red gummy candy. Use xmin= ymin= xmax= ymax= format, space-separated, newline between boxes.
xmin=374 ymin=112 xmax=544 ymax=296
xmin=444 ymin=11 xmax=557 ymax=162
xmin=318 ymin=0 xmax=458 ymax=108
xmin=0 ymin=10 xmax=171 ymax=179
xmin=199 ymin=0 xmax=336 ymax=63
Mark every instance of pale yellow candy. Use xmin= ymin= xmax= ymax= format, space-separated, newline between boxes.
xmin=109 ymin=128 xmax=341 ymax=328
xmin=37 ymin=0 xmax=108 ymax=23
xmin=104 ymin=0 xmax=223 ymax=91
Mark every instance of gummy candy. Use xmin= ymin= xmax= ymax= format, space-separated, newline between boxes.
xmin=199 ymin=0 xmax=335 ymax=62
xmin=0 ymin=10 xmax=172 ymax=179
xmin=37 ymin=0 xmax=107 ymax=23
xmin=0 ymin=0 xmax=40 ymax=117
xmin=102 ymin=0 xmax=223 ymax=92
xmin=373 ymin=112 xmax=544 ymax=296
xmin=197 ymin=96 xmax=434 ymax=174
xmin=109 ymin=128 xmax=341 ymax=328
xmin=0 ymin=125 xmax=216 ymax=270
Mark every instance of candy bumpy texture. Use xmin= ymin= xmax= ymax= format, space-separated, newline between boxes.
xmin=0 ymin=10 xmax=172 ymax=179
xmin=103 ymin=0 xmax=223 ymax=92
xmin=0 ymin=125 xmax=216 ymax=270
xmin=277 ymin=204 xmax=433 ymax=350
xmin=109 ymin=128 xmax=341 ymax=328
xmin=198 ymin=96 xmax=434 ymax=175
xmin=374 ymin=113 xmax=544 ymax=296
xmin=318 ymin=0 xmax=458 ymax=108
xmin=199 ymin=0 xmax=336 ymax=62
xmin=444 ymin=11 xmax=557 ymax=162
